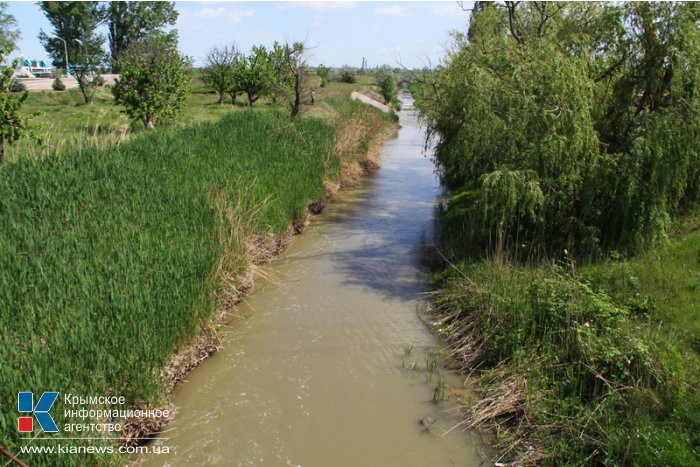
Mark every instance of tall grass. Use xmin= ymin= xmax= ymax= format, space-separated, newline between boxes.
xmin=5 ymin=76 xmax=247 ymax=162
xmin=0 ymin=101 xmax=390 ymax=465
xmin=433 ymin=230 xmax=699 ymax=464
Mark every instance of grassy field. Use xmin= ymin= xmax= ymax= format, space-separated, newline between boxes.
xmin=432 ymin=209 xmax=700 ymax=464
xmin=6 ymin=72 xmax=385 ymax=162
xmin=6 ymin=77 xmax=234 ymax=162
xmin=0 ymin=76 xmax=391 ymax=465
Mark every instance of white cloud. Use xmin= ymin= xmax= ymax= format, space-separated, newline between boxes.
xmin=178 ymin=6 xmax=255 ymax=32
xmin=280 ymin=2 xmax=358 ymax=12
xmin=373 ymin=5 xmax=410 ymax=16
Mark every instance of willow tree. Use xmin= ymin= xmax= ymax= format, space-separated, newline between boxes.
xmin=418 ymin=3 xmax=598 ymax=257
xmin=416 ymin=1 xmax=700 ymax=258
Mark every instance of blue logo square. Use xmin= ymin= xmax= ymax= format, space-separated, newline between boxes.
xmin=18 ymin=392 xmax=33 ymax=412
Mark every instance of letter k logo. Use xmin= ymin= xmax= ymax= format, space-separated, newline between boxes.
xmin=18 ymin=392 xmax=59 ymax=433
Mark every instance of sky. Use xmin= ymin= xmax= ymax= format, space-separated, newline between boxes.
xmin=6 ymin=1 xmax=472 ymax=69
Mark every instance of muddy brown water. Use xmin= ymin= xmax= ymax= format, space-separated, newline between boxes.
xmin=136 ymin=99 xmax=488 ymax=466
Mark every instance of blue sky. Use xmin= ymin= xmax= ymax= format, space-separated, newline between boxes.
xmin=6 ymin=1 xmax=472 ymax=68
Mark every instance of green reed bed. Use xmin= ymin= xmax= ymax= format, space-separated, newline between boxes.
xmin=0 ymin=103 xmax=387 ymax=465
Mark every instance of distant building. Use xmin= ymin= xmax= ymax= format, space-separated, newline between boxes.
xmin=13 ymin=59 xmax=53 ymax=78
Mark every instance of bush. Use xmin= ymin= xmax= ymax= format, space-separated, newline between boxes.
xmin=316 ymin=64 xmax=330 ymax=88
xmin=52 ymin=77 xmax=66 ymax=91
xmin=378 ymin=74 xmax=397 ymax=105
xmin=94 ymin=74 xmax=105 ymax=87
xmin=9 ymin=80 xmax=26 ymax=93
xmin=335 ymin=66 xmax=356 ymax=84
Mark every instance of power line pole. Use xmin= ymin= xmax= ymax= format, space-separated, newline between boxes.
xmin=361 ymin=57 xmax=367 ymax=74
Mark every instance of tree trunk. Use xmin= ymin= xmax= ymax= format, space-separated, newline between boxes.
xmin=80 ymin=85 xmax=93 ymax=105
xmin=0 ymin=137 xmax=4 ymax=163
xmin=77 ymin=78 xmax=94 ymax=105
xmin=218 ymin=92 xmax=225 ymax=105
xmin=291 ymin=73 xmax=301 ymax=118
xmin=248 ymin=93 xmax=254 ymax=109
xmin=496 ymin=220 xmax=505 ymax=266
xmin=145 ymin=117 xmax=154 ymax=130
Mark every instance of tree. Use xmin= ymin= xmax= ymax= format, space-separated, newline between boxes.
xmin=70 ymin=44 xmax=104 ymax=105
xmin=376 ymin=66 xmax=397 ymax=104
xmin=38 ymin=2 xmax=105 ymax=69
xmin=38 ymin=2 xmax=106 ymax=104
xmin=268 ymin=42 xmax=286 ymax=104
xmin=280 ymin=42 xmax=309 ymax=118
xmin=0 ymin=50 xmax=28 ymax=162
xmin=316 ymin=64 xmax=330 ymax=87
xmin=232 ymin=45 xmax=273 ymax=109
xmin=73 ymin=73 xmax=101 ymax=104
xmin=202 ymin=44 xmax=239 ymax=105
xmin=415 ymin=1 xmax=700 ymax=258
xmin=106 ymin=2 xmax=178 ymax=72
xmin=112 ymin=36 xmax=190 ymax=130
xmin=0 ymin=2 xmax=20 ymax=53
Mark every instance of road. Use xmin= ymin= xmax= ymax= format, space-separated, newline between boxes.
xmin=17 ymin=74 xmax=119 ymax=91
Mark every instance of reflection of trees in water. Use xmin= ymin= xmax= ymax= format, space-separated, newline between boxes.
xmin=324 ymin=197 xmax=439 ymax=301
xmin=309 ymin=111 xmax=442 ymax=302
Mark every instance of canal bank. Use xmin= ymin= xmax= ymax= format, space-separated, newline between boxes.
xmin=136 ymin=98 xmax=487 ymax=465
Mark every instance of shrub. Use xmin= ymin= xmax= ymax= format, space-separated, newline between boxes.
xmin=433 ymin=260 xmax=690 ymax=463
xmin=335 ymin=66 xmax=356 ymax=84
xmin=52 ymin=77 xmax=66 ymax=91
xmin=379 ymin=74 xmax=397 ymax=105
xmin=316 ymin=64 xmax=330 ymax=87
xmin=0 ymin=53 xmax=28 ymax=162
xmin=9 ymin=80 xmax=26 ymax=92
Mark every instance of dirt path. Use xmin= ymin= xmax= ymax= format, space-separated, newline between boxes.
xmin=351 ymin=91 xmax=390 ymax=113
